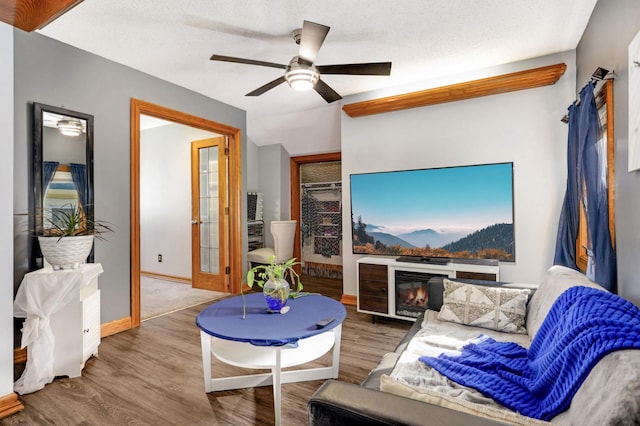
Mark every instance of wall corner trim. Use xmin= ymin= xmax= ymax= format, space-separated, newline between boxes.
xmin=342 ymin=63 xmax=567 ymax=118
xmin=0 ymin=0 xmax=83 ymax=32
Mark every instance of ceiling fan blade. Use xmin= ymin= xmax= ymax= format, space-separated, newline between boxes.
xmin=298 ymin=20 xmax=330 ymax=64
xmin=317 ymin=62 xmax=392 ymax=76
xmin=314 ymin=79 xmax=342 ymax=103
xmin=210 ymin=54 xmax=286 ymax=70
xmin=246 ymin=76 xmax=287 ymax=96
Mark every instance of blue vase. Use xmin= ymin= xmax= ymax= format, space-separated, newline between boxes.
xmin=263 ymin=278 xmax=290 ymax=312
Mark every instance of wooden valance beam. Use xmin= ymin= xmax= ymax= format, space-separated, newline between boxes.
xmin=342 ymin=63 xmax=567 ymax=118
xmin=0 ymin=0 xmax=83 ymax=32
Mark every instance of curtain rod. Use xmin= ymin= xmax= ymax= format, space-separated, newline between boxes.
xmin=561 ymin=67 xmax=614 ymax=123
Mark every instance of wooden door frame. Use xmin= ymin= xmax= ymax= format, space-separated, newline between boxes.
xmin=290 ymin=152 xmax=342 ymax=270
xmin=130 ymin=99 xmax=242 ymax=328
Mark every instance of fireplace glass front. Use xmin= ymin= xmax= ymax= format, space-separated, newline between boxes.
xmin=395 ymin=270 xmax=447 ymax=318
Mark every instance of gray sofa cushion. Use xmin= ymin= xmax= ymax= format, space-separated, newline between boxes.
xmin=525 ymin=265 xmax=602 ymax=339
xmin=552 ymin=349 xmax=640 ymax=426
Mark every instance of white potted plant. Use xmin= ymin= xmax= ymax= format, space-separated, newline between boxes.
xmin=37 ymin=204 xmax=113 ymax=270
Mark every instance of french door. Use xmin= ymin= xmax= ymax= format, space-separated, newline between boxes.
xmin=191 ymin=137 xmax=227 ymax=291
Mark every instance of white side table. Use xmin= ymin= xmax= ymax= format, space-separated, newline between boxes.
xmin=196 ymin=293 xmax=346 ymax=426
xmin=13 ymin=263 xmax=103 ymax=395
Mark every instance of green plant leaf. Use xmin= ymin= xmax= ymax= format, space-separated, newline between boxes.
xmin=37 ymin=203 xmax=114 ymax=240
xmin=246 ymin=269 xmax=255 ymax=288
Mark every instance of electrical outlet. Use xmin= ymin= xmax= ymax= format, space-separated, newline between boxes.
xmin=158 ymin=254 xmax=162 ymax=262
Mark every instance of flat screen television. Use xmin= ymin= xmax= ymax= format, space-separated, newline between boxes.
xmin=350 ymin=162 xmax=515 ymax=262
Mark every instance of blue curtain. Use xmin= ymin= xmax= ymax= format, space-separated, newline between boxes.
xmin=70 ymin=163 xmax=88 ymax=212
xmin=553 ymin=103 xmax=580 ymax=268
xmin=554 ymin=82 xmax=616 ymax=292
xmin=579 ymin=84 xmax=617 ymax=292
xmin=43 ymin=161 xmax=59 ymax=193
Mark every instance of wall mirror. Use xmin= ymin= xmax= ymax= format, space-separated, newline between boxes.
xmin=30 ymin=103 xmax=94 ymax=270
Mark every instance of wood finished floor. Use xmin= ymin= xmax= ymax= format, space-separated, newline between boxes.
xmin=4 ymin=275 xmax=411 ymax=426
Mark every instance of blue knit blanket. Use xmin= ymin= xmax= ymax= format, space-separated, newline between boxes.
xmin=419 ymin=286 xmax=640 ymax=421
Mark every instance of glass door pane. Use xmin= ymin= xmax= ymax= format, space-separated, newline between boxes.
xmin=199 ymin=146 xmax=219 ymax=274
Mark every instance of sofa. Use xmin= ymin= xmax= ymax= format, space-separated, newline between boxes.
xmin=308 ymin=265 xmax=640 ymax=425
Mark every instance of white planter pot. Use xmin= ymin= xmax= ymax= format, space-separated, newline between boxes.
xmin=38 ymin=235 xmax=94 ymax=270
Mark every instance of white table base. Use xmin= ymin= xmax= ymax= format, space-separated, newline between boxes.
xmin=200 ymin=324 xmax=342 ymax=426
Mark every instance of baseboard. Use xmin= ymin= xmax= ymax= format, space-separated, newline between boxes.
xmin=341 ymin=294 xmax=357 ymax=306
xmin=101 ymin=316 xmax=132 ymax=337
xmin=140 ymin=271 xmax=191 ymax=284
xmin=13 ymin=347 xmax=27 ymax=365
xmin=0 ymin=393 xmax=24 ymax=419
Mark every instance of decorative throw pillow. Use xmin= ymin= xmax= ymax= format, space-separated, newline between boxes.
xmin=437 ymin=279 xmax=530 ymax=334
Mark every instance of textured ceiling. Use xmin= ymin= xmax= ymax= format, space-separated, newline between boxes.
xmin=38 ymin=0 xmax=597 ymax=150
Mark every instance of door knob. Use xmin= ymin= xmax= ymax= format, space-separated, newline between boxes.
xmin=192 ymin=220 xmax=199 ymax=225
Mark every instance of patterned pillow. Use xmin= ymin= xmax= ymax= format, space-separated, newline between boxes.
xmin=437 ymin=279 xmax=530 ymax=334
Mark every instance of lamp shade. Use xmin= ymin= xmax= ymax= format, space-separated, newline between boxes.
xmin=285 ymin=57 xmax=319 ymax=91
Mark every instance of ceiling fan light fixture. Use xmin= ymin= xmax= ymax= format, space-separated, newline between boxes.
xmin=285 ymin=69 xmax=319 ymax=91
xmin=57 ymin=118 xmax=83 ymax=136
xmin=285 ymin=56 xmax=319 ymax=91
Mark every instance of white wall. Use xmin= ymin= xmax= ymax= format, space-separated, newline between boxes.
xmin=340 ymin=52 xmax=577 ymax=296
xmin=257 ymin=144 xmax=292 ymax=247
xmin=140 ymin=123 xmax=219 ymax=278
xmin=1 ymin=22 xmax=14 ymax=399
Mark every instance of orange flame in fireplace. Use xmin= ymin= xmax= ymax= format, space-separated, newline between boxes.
xmin=415 ymin=286 xmax=427 ymax=306
xmin=403 ymin=285 xmax=428 ymax=307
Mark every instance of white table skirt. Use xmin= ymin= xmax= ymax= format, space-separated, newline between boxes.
xmin=13 ymin=263 xmax=103 ymax=394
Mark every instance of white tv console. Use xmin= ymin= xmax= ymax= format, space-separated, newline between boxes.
xmin=356 ymin=256 xmax=500 ymax=321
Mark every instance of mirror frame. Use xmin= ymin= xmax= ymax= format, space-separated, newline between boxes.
xmin=30 ymin=102 xmax=95 ymax=271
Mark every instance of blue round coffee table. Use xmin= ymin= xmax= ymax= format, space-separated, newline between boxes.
xmin=196 ymin=293 xmax=346 ymax=426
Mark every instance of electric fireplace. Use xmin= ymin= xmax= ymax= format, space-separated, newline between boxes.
xmin=395 ymin=270 xmax=447 ymax=318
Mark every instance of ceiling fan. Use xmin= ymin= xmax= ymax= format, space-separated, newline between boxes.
xmin=210 ymin=20 xmax=392 ymax=103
